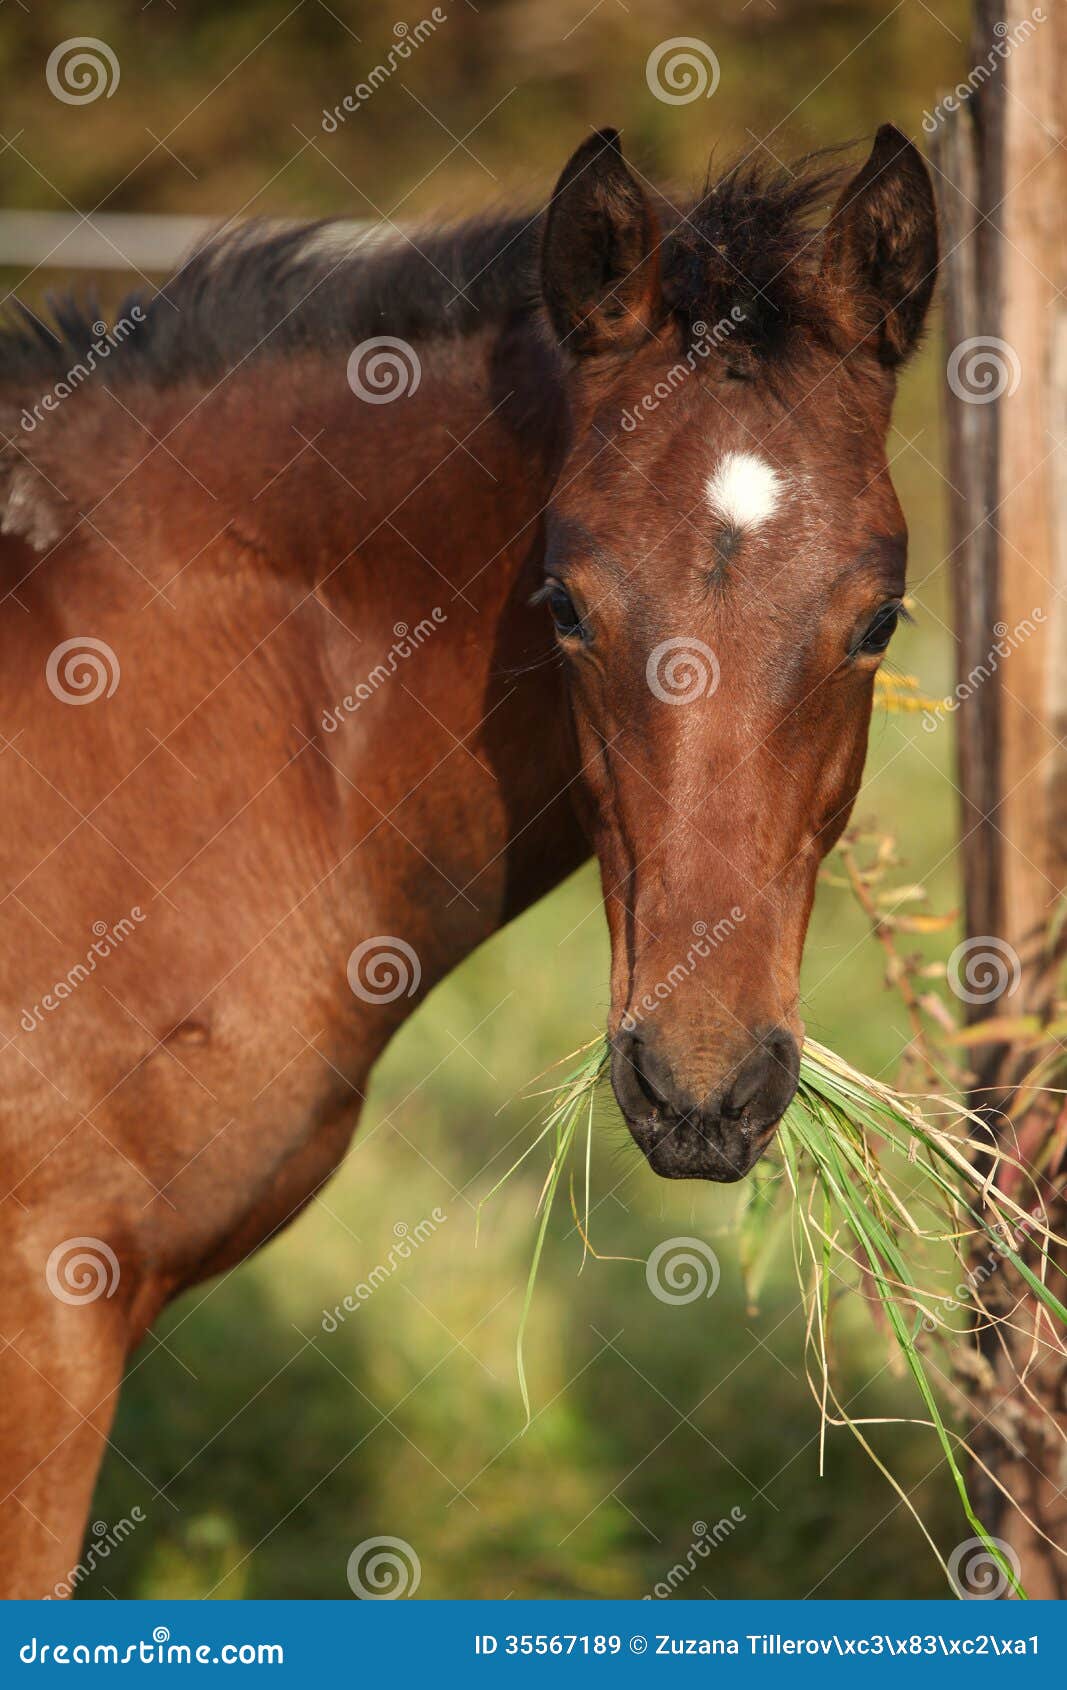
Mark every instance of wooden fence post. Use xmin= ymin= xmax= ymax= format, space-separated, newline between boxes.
xmin=931 ymin=0 xmax=1067 ymax=1595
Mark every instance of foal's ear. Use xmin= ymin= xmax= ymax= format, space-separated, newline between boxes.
xmin=821 ymin=124 xmax=938 ymax=366
xmin=542 ymin=128 xmax=662 ymax=357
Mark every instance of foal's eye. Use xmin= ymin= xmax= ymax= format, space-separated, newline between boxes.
xmin=546 ymin=582 xmax=586 ymax=640
xmin=853 ymin=600 xmax=903 ymax=657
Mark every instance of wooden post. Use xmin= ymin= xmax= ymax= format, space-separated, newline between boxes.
xmin=931 ymin=0 xmax=1067 ymax=1595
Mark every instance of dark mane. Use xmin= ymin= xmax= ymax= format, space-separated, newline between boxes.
xmin=0 ymin=213 xmax=543 ymax=396
xmin=0 ymin=152 xmax=847 ymax=400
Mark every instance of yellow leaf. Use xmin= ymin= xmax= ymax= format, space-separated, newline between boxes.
xmin=892 ymin=913 xmax=957 ymax=933
xmin=874 ymin=672 xmax=945 ymax=714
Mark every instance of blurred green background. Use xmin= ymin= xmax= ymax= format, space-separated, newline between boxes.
xmin=2 ymin=0 xmax=974 ymax=1598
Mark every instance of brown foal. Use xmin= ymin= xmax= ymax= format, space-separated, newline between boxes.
xmin=0 ymin=124 xmax=936 ymax=1594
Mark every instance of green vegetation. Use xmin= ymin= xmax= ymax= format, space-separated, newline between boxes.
xmin=479 ymin=1030 xmax=1064 ymax=1599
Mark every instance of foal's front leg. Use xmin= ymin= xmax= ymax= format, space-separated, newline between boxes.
xmin=0 ymin=1231 xmax=130 ymax=1598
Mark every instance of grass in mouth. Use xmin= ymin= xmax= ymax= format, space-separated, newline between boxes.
xmin=478 ymin=1035 xmax=1067 ymax=1599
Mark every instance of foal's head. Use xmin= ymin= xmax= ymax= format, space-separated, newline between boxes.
xmin=538 ymin=126 xmax=937 ymax=1181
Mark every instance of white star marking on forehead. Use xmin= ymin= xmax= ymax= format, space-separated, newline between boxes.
xmin=705 ymin=451 xmax=784 ymax=532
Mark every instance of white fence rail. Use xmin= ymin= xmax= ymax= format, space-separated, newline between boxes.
xmin=0 ymin=210 xmax=374 ymax=272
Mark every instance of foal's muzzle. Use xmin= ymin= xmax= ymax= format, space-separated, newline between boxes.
xmin=610 ymin=1024 xmax=800 ymax=1182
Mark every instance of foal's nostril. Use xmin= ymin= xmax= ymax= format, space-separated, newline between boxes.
xmin=608 ymin=1020 xmax=676 ymax=1128
xmin=615 ymin=1029 xmax=672 ymax=1115
xmin=722 ymin=1025 xmax=800 ymax=1129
